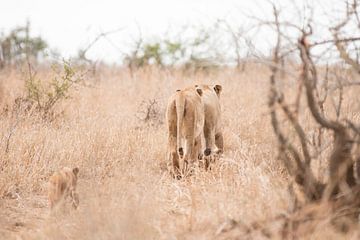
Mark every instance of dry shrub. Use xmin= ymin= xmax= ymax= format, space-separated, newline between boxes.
xmin=135 ymin=98 xmax=164 ymax=127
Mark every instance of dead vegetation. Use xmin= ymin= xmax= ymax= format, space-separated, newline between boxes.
xmin=214 ymin=1 xmax=360 ymax=238
xmin=0 ymin=65 xmax=286 ymax=239
xmin=1 ymin=1 xmax=360 ymax=239
xmin=0 ymin=59 xmax=358 ymax=239
xmin=136 ymin=98 xmax=164 ymax=127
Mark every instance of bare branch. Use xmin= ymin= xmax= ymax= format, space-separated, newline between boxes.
xmin=79 ymin=27 xmax=125 ymax=62
xmin=331 ymin=1 xmax=360 ymax=73
xmin=299 ymin=35 xmax=343 ymax=131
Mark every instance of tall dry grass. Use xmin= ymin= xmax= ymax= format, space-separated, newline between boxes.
xmin=0 ymin=65 xmax=358 ymax=239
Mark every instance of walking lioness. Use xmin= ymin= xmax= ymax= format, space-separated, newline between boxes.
xmin=196 ymin=84 xmax=223 ymax=157
xmin=189 ymin=84 xmax=223 ymax=169
xmin=48 ymin=167 xmax=79 ymax=210
xmin=166 ymin=87 xmax=204 ymax=178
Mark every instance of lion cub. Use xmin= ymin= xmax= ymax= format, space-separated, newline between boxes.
xmin=48 ymin=167 xmax=79 ymax=210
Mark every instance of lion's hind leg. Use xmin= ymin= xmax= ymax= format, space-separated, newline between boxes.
xmin=215 ymin=132 xmax=224 ymax=155
xmin=166 ymin=100 xmax=181 ymax=179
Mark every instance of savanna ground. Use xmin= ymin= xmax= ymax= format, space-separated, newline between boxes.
xmin=0 ymin=65 xmax=358 ymax=239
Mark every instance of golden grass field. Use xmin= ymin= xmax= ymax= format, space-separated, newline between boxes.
xmin=0 ymin=65 xmax=359 ymax=239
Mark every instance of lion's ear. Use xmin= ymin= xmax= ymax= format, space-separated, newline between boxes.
xmin=196 ymin=88 xmax=203 ymax=96
xmin=73 ymin=167 xmax=79 ymax=176
xmin=214 ymin=84 xmax=222 ymax=96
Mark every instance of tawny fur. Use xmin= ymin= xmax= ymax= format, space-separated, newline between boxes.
xmin=166 ymin=87 xmax=204 ymax=177
xmin=195 ymin=84 xmax=223 ymax=159
xmin=48 ymin=167 xmax=79 ymax=210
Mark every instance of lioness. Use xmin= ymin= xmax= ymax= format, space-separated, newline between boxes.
xmin=166 ymin=87 xmax=204 ymax=177
xmin=48 ymin=167 xmax=79 ymax=210
xmin=195 ymin=84 xmax=223 ymax=162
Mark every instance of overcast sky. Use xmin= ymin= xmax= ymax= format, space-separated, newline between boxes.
xmin=0 ymin=0 xmax=345 ymax=63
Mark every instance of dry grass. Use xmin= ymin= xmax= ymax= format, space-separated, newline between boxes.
xmin=0 ymin=65 xmax=359 ymax=239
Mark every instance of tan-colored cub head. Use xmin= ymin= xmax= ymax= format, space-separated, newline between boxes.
xmin=48 ymin=167 xmax=80 ymax=210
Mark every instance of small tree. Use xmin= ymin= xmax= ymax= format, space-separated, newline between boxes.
xmin=0 ymin=21 xmax=47 ymax=68
xmin=266 ymin=0 xmax=360 ymax=235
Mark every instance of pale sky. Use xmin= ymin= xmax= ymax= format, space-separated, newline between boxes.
xmin=0 ymin=0 xmax=346 ymax=63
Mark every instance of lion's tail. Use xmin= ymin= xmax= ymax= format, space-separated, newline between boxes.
xmin=175 ymin=92 xmax=185 ymax=157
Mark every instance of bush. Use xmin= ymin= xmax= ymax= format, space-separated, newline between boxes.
xmin=16 ymin=60 xmax=82 ymax=120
